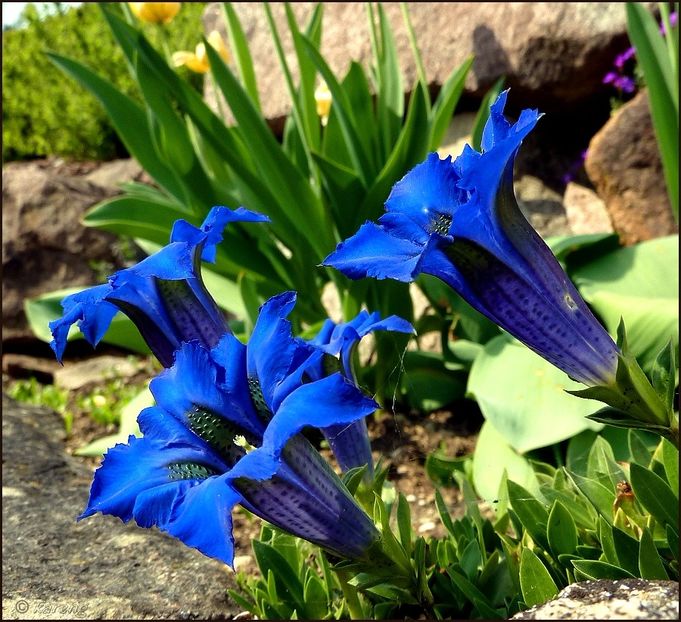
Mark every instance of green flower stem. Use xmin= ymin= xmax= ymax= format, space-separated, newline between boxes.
xmin=335 ymin=568 xmax=365 ymax=620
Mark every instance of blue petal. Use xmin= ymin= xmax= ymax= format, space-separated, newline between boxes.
xmin=246 ymin=292 xmax=315 ymax=409
xmin=164 ymin=474 xmax=241 ymax=565
xmin=171 ymin=205 xmax=270 ymax=263
xmin=49 ymin=284 xmax=119 ymax=363
xmin=323 ymin=221 xmax=424 ymax=282
xmin=150 ymin=342 xmax=264 ymax=442
xmin=228 ymin=374 xmax=377 ymax=482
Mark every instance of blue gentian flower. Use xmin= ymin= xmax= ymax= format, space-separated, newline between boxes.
xmin=306 ymin=312 xmax=414 ymax=475
xmin=80 ymin=293 xmax=381 ymax=565
xmin=324 ymin=91 xmax=619 ymax=387
xmin=49 ymin=206 xmax=269 ymax=367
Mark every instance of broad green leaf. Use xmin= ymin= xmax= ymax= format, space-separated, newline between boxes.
xmin=639 ymin=527 xmax=669 ymax=579
xmin=547 ymin=501 xmax=578 ymax=557
xmin=628 ymin=429 xmax=656 ymax=467
xmin=459 ymin=539 xmax=483 ymax=580
xmin=24 ymin=288 xmax=150 ymax=355
xmin=47 ymin=52 xmax=185 ymax=202
xmin=651 ymin=340 xmax=677 ymax=412
xmin=629 ymin=462 xmax=679 ymax=529
xmin=468 ymin=335 xmax=602 ymax=453
xmin=598 ymin=516 xmax=619 ymax=567
xmin=571 ymin=560 xmax=635 ymax=581
xmin=519 ymin=548 xmax=558 ymax=607
xmin=572 ymin=235 xmax=679 ymax=373
xmin=83 ymin=196 xmax=198 ymax=247
xmin=447 ymin=569 xmax=503 ymax=619
xmin=473 ymin=421 xmax=540 ymax=504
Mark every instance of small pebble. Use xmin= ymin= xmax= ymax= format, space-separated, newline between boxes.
xmin=418 ymin=521 xmax=436 ymax=533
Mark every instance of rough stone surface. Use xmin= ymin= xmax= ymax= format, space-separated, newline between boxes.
xmin=563 ymin=182 xmax=614 ymax=235
xmin=2 ymin=159 xmax=143 ymax=342
xmin=2 ymin=395 xmax=240 ymax=620
xmin=203 ymin=2 xmax=636 ymax=128
xmin=514 ymin=174 xmax=570 ymax=237
xmin=53 ymin=355 xmax=146 ymax=391
xmin=585 ymin=90 xmax=678 ymax=245
xmin=511 ymin=579 xmax=679 ymax=620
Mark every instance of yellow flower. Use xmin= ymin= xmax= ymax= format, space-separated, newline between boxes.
xmin=315 ymin=81 xmax=332 ymax=126
xmin=128 ymin=3 xmax=181 ymax=24
xmin=172 ymin=31 xmax=230 ymax=74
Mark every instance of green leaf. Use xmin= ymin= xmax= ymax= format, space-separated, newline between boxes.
xmin=566 ymin=430 xmax=598 ymax=476
xmin=359 ymin=80 xmax=430 ymax=227
xmin=651 ymin=340 xmax=677 ymax=412
xmin=396 ymin=493 xmax=413 ymax=556
xmin=547 ymin=501 xmax=578 ymax=557
xmin=612 ymin=524 xmax=644 ymax=576
xmin=568 ymin=471 xmax=616 ymax=524
xmin=629 ymin=462 xmax=679 ymax=530
xmin=83 ymin=196 xmax=195 ymax=246
xmin=222 ymin=3 xmax=261 ymax=111
xmin=401 ymin=351 xmax=466 ymax=412
xmin=586 ymin=436 xmax=626 ymax=492
xmin=47 ymin=52 xmax=186 ymax=203
xmin=468 ymin=335 xmax=602 ymax=453
xmin=428 ymin=56 xmax=473 ymax=150
xmin=639 ymin=527 xmax=669 ymax=579
xmin=303 ymin=573 xmax=329 ymax=620
xmin=628 ymin=429 xmax=656 ymax=467
xmin=598 ymin=516 xmax=619 ymax=566
xmin=372 ymin=3 xmax=404 ymax=161
xmin=572 ymin=235 xmax=679 ymax=373
xmin=300 ymin=35 xmax=372 ymax=187
xmin=571 ymin=559 xmax=636 ymax=581
xmin=506 ymin=480 xmax=549 ymax=549
xmin=626 ymin=3 xmax=678 ymax=219
xmin=252 ymin=540 xmax=307 ymax=616
xmin=660 ymin=438 xmax=679 ymax=496
xmin=473 ymin=421 xmax=540 ymax=504
xmin=519 ymin=548 xmax=558 ymax=607
xmin=447 ymin=569 xmax=503 ymax=619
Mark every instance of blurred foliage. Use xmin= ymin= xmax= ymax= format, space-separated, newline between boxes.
xmin=2 ymin=1 xmax=207 ymax=161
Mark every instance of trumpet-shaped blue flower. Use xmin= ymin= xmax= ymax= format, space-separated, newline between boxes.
xmin=49 ymin=206 xmax=269 ymax=367
xmin=80 ymin=293 xmax=381 ymax=566
xmin=306 ymin=312 xmax=414 ymax=474
xmin=324 ymin=91 xmax=619 ymax=387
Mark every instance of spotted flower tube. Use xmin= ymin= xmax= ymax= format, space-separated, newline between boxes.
xmin=49 ymin=206 xmax=269 ymax=367
xmin=306 ymin=312 xmax=414 ymax=475
xmin=81 ymin=293 xmax=383 ymax=566
xmin=324 ymin=91 xmax=620 ymax=388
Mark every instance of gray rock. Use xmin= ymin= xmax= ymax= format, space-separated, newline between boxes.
xmin=2 ymin=161 xmax=119 ymax=341
xmin=585 ymin=89 xmax=678 ymax=245
xmin=2 ymin=395 xmax=240 ymax=620
xmin=53 ymin=355 xmax=146 ymax=391
xmin=203 ymin=2 xmax=637 ymax=128
xmin=514 ymin=174 xmax=570 ymax=238
xmin=563 ymin=182 xmax=614 ymax=235
xmin=511 ymin=578 xmax=679 ymax=620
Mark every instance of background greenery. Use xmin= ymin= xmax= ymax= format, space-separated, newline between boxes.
xmin=2 ymin=1 xmax=207 ymax=161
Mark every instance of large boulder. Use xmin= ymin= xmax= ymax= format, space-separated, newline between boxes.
xmin=203 ymin=2 xmax=637 ymax=129
xmin=1 ymin=159 xmax=143 ymax=343
xmin=585 ymin=90 xmax=678 ymax=245
xmin=2 ymin=395 xmax=240 ymax=620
